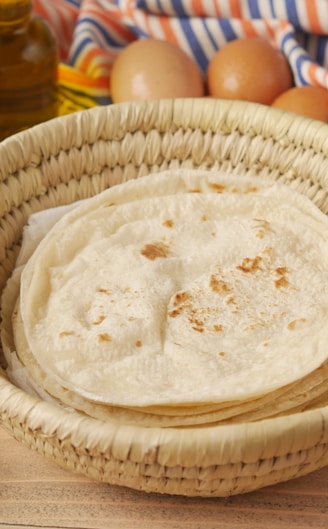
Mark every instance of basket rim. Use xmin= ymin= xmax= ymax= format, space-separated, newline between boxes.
xmin=1 ymin=373 xmax=328 ymax=467
xmin=1 ymin=98 xmax=328 ymax=180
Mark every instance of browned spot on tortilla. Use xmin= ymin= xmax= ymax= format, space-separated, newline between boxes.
xmin=256 ymin=230 xmax=266 ymax=239
xmin=141 ymin=242 xmax=170 ymax=260
xmin=275 ymin=276 xmax=289 ymax=288
xmin=213 ymin=324 xmax=223 ymax=332
xmin=98 ymin=333 xmax=112 ymax=343
xmin=209 ymin=182 xmax=226 ymax=193
xmin=163 ymin=219 xmax=174 ymax=228
xmin=237 ymin=256 xmax=262 ymax=273
xmin=192 ymin=325 xmax=204 ymax=333
xmin=93 ymin=315 xmax=106 ymax=325
xmin=173 ymin=291 xmax=190 ymax=306
xmin=226 ymin=296 xmax=236 ymax=305
xmin=218 ymin=351 xmax=225 ymax=356
xmin=59 ymin=331 xmax=75 ymax=338
xmin=168 ymin=308 xmax=181 ymax=318
xmin=97 ymin=288 xmax=110 ymax=294
xmin=188 ymin=188 xmax=201 ymax=193
xmin=189 ymin=317 xmax=205 ymax=333
xmin=276 ymin=266 xmax=289 ymax=275
xmin=135 ymin=340 xmax=142 ymax=347
xmin=247 ymin=186 xmax=258 ymax=193
xmin=244 ymin=322 xmax=265 ymax=331
xmin=210 ymin=275 xmax=231 ymax=294
xmin=275 ymin=267 xmax=290 ymax=288
xmin=254 ymin=221 xmax=273 ymax=239
xmin=288 ymin=318 xmax=306 ymax=330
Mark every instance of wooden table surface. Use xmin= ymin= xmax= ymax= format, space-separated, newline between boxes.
xmin=1 ymin=425 xmax=327 ymax=529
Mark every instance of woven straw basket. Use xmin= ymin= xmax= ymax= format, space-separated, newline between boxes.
xmin=1 ymin=98 xmax=328 ymax=497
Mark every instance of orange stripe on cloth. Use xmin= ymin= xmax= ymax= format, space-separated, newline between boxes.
xmin=58 ymin=63 xmax=109 ymax=92
xmin=86 ymin=5 xmax=137 ymax=43
xmin=263 ymin=20 xmax=276 ymax=41
xmin=305 ymin=0 xmax=323 ymax=34
xmin=241 ymin=19 xmax=261 ymax=38
xmin=143 ymin=10 xmax=155 ymax=39
xmin=158 ymin=15 xmax=181 ymax=46
xmin=229 ymin=0 xmax=242 ymax=18
xmin=213 ymin=1 xmax=222 ymax=17
xmin=190 ymin=0 xmax=208 ymax=16
xmin=306 ymin=62 xmax=328 ymax=88
xmin=118 ymin=0 xmax=155 ymax=41
xmin=77 ymin=46 xmax=112 ymax=78
xmin=123 ymin=0 xmax=144 ymax=22
xmin=263 ymin=19 xmax=290 ymax=44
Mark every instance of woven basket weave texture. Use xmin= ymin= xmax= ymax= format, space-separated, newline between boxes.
xmin=1 ymin=98 xmax=328 ymax=497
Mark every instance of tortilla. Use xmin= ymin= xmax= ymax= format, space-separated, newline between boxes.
xmin=11 ymin=169 xmax=328 ymax=411
xmin=3 ymin=268 xmax=328 ymax=428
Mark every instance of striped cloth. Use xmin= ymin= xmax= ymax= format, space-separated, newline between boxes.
xmin=33 ymin=0 xmax=328 ymax=115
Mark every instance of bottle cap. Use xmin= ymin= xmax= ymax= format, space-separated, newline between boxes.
xmin=0 ymin=0 xmax=32 ymax=28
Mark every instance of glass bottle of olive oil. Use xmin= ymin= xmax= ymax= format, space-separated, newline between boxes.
xmin=0 ymin=0 xmax=58 ymax=141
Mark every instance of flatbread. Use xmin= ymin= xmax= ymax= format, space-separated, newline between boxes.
xmin=11 ymin=169 xmax=328 ymax=410
xmin=3 ymin=265 xmax=328 ymax=428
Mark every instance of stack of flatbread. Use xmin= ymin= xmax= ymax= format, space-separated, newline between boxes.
xmin=2 ymin=169 xmax=328 ymax=427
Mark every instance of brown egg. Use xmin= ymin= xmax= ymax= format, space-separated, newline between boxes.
xmin=110 ymin=38 xmax=205 ymax=103
xmin=272 ymin=85 xmax=328 ymax=122
xmin=206 ymin=37 xmax=293 ymax=105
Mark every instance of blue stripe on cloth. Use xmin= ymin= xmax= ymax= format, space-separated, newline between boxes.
xmin=280 ymin=27 xmax=298 ymax=48
xmin=68 ymin=33 xmax=121 ymax=68
xmin=95 ymin=96 xmax=112 ymax=105
xmin=155 ymin=0 xmax=165 ymax=13
xmin=161 ymin=0 xmax=186 ymax=17
xmin=202 ymin=18 xmax=220 ymax=50
xmin=135 ymin=0 xmax=190 ymax=15
xmin=179 ymin=18 xmax=209 ymax=72
xmin=218 ymin=18 xmax=238 ymax=43
xmin=295 ymin=53 xmax=312 ymax=85
xmin=68 ymin=37 xmax=89 ymax=66
xmin=294 ymin=32 xmax=328 ymax=67
xmin=71 ymin=16 xmax=128 ymax=55
xmin=315 ymin=36 xmax=328 ymax=66
xmin=131 ymin=26 xmax=152 ymax=38
xmin=248 ymin=0 xmax=262 ymax=19
xmin=280 ymin=29 xmax=307 ymax=84
xmin=268 ymin=0 xmax=277 ymax=17
xmin=285 ymin=0 xmax=302 ymax=31
xmin=65 ymin=0 xmax=81 ymax=7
